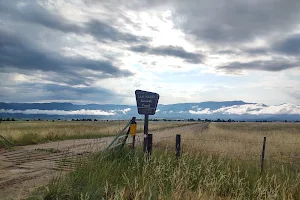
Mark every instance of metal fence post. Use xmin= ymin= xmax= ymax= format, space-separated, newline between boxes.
xmin=176 ymin=134 xmax=181 ymax=159
xmin=261 ymin=136 xmax=266 ymax=174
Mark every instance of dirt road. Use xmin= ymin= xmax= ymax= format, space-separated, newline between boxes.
xmin=0 ymin=123 xmax=208 ymax=199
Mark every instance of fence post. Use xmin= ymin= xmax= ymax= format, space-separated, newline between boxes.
xmin=130 ymin=117 xmax=136 ymax=150
xmin=147 ymin=134 xmax=153 ymax=157
xmin=143 ymin=114 xmax=149 ymax=153
xmin=261 ymin=136 xmax=266 ymax=174
xmin=176 ymin=134 xmax=181 ymax=159
xmin=143 ymin=137 xmax=147 ymax=152
xmin=132 ymin=136 xmax=136 ymax=150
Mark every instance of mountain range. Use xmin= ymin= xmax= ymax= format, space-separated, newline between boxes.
xmin=0 ymin=101 xmax=299 ymax=121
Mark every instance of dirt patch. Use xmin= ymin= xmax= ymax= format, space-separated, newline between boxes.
xmin=0 ymin=138 xmax=111 ymax=199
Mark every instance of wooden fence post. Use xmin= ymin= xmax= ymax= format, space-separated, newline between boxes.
xmin=143 ymin=137 xmax=147 ymax=152
xmin=261 ymin=136 xmax=266 ymax=174
xmin=143 ymin=115 xmax=149 ymax=153
xmin=176 ymin=134 xmax=181 ymax=159
xmin=147 ymin=134 xmax=153 ymax=157
xmin=132 ymin=135 xmax=136 ymax=150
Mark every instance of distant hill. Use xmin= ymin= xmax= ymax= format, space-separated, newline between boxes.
xmin=0 ymin=101 xmax=299 ymax=121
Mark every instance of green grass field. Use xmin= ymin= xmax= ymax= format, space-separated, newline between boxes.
xmin=28 ymin=122 xmax=300 ymax=199
xmin=0 ymin=120 xmax=194 ymax=146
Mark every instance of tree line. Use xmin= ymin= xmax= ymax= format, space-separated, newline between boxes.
xmin=0 ymin=118 xmax=299 ymax=123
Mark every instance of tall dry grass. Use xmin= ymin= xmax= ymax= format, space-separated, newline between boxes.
xmin=29 ymin=149 xmax=300 ymax=200
xmin=28 ymin=122 xmax=300 ymax=199
xmin=178 ymin=123 xmax=300 ymax=165
xmin=0 ymin=120 xmax=193 ymax=146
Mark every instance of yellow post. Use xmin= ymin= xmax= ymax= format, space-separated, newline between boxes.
xmin=130 ymin=123 xmax=137 ymax=136
xmin=130 ymin=117 xmax=136 ymax=150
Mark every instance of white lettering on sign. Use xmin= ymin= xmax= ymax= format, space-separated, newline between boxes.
xmin=141 ymin=100 xmax=152 ymax=103
xmin=137 ymin=95 xmax=157 ymax=99
xmin=142 ymin=104 xmax=151 ymax=108
xmin=145 ymin=95 xmax=156 ymax=98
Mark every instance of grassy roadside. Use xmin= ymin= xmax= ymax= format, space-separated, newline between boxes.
xmin=27 ymin=123 xmax=300 ymax=199
xmin=0 ymin=121 xmax=195 ymax=146
xmin=28 ymin=148 xmax=300 ymax=200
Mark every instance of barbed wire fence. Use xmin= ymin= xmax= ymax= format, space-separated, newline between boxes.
xmin=139 ymin=134 xmax=300 ymax=173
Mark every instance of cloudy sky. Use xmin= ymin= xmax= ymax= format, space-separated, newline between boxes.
xmin=1 ymin=0 xmax=300 ymax=106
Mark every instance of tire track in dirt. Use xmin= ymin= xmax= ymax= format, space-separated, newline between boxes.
xmin=0 ymin=138 xmax=111 ymax=199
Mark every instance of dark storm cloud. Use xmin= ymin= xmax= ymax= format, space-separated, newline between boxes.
xmin=44 ymin=84 xmax=110 ymax=94
xmin=228 ymin=34 xmax=300 ymax=58
xmin=86 ymin=20 xmax=149 ymax=43
xmin=169 ymin=0 xmax=300 ymax=44
xmin=0 ymin=82 xmax=120 ymax=103
xmin=0 ymin=1 xmax=80 ymax=33
xmin=0 ymin=1 xmax=149 ymax=44
xmin=0 ymin=29 xmax=133 ymax=84
xmin=216 ymin=50 xmax=239 ymax=55
xmin=273 ymin=34 xmax=300 ymax=55
xmin=244 ymin=48 xmax=268 ymax=55
xmin=219 ymin=60 xmax=300 ymax=72
xmin=42 ymin=84 xmax=116 ymax=101
xmin=217 ymin=48 xmax=269 ymax=56
xmin=131 ymin=45 xmax=203 ymax=64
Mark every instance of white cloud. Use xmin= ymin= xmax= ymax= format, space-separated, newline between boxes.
xmin=189 ymin=108 xmax=211 ymax=115
xmin=189 ymin=104 xmax=300 ymax=115
xmin=0 ymin=109 xmax=116 ymax=116
xmin=117 ymin=108 xmax=131 ymax=114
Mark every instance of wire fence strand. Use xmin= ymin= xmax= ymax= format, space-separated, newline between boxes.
xmin=147 ymin=135 xmax=300 ymax=167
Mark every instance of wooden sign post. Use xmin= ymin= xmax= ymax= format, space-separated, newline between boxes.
xmin=135 ymin=90 xmax=159 ymax=154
